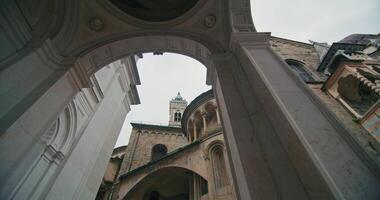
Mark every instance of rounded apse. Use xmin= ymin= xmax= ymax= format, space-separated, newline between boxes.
xmin=110 ymin=0 xmax=199 ymax=22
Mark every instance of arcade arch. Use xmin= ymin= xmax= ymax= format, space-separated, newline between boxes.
xmin=1 ymin=0 xmax=379 ymax=199
xmin=67 ymin=33 xmax=380 ymax=200
xmin=73 ymin=35 xmax=219 ymax=89
xmin=124 ymin=167 xmax=208 ymax=200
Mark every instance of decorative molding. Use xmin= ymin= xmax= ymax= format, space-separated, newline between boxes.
xmin=48 ymin=102 xmax=78 ymax=156
xmin=203 ymin=139 xmax=225 ymax=160
xmin=0 ymin=0 xmax=68 ymax=69
xmin=229 ymin=32 xmax=271 ymax=52
xmin=88 ymin=17 xmax=105 ymax=32
xmin=73 ymin=92 xmax=95 ymax=117
xmin=51 ymin=0 xmax=79 ymax=54
xmin=204 ymin=15 xmax=217 ymax=28
xmin=90 ymin=75 xmax=104 ymax=102
xmin=36 ymin=40 xmax=76 ymax=70
xmin=8 ymin=101 xmax=79 ymax=200
xmin=228 ymin=0 xmax=255 ymax=33
xmin=77 ymin=35 xmax=212 ymax=82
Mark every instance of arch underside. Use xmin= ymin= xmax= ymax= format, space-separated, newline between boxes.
xmin=75 ymin=35 xmax=217 ymax=86
xmin=123 ymin=167 xmax=207 ymax=200
xmin=4 ymin=0 xmax=379 ymax=199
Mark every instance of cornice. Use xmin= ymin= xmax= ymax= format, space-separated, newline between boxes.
xmin=229 ymin=32 xmax=271 ymax=52
xmin=131 ymin=122 xmax=182 ymax=133
xmin=269 ymin=36 xmax=314 ymax=48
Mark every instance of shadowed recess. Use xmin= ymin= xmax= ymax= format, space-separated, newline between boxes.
xmin=110 ymin=0 xmax=199 ymax=22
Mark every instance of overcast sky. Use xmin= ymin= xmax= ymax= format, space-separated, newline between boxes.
xmin=115 ymin=0 xmax=380 ymax=147
xmin=251 ymin=0 xmax=380 ymax=43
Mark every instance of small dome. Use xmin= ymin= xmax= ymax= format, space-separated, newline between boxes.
xmin=174 ymin=92 xmax=183 ymax=100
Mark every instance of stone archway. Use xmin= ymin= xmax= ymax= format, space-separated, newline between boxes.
xmin=73 ymin=35 xmax=217 ymax=88
xmin=119 ymin=164 xmax=208 ymax=200
xmin=1 ymin=0 xmax=380 ymax=199
xmin=123 ymin=167 xmax=207 ymax=200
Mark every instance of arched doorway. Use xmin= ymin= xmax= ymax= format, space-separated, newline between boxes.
xmin=1 ymin=0 xmax=379 ymax=199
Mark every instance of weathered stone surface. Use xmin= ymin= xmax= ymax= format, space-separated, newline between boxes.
xmin=2 ymin=0 xmax=380 ymax=199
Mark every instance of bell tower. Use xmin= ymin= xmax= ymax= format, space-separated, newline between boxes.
xmin=169 ymin=92 xmax=188 ymax=127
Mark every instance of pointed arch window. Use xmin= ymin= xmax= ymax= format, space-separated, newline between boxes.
xmin=286 ymin=59 xmax=314 ymax=82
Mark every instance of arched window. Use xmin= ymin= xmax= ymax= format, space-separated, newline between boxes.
xmin=286 ymin=59 xmax=314 ymax=82
xmin=174 ymin=112 xmax=182 ymax=122
xmin=211 ymin=145 xmax=229 ymax=188
xmin=151 ymin=144 xmax=168 ymax=161
xmin=178 ymin=112 xmax=182 ymax=120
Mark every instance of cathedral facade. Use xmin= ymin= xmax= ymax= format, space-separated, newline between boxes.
xmin=97 ymin=34 xmax=380 ymax=200
xmin=99 ymin=90 xmax=235 ymax=200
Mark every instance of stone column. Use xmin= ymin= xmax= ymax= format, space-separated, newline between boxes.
xmin=202 ymin=114 xmax=207 ymax=133
xmin=211 ymin=32 xmax=380 ymax=200
xmin=215 ymin=108 xmax=221 ymax=125
xmin=193 ymin=174 xmax=202 ymax=200
xmin=193 ymin=121 xmax=197 ymax=141
xmin=187 ymin=173 xmax=194 ymax=200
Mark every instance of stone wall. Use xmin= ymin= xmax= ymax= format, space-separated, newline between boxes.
xmin=103 ymin=158 xmax=122 ymax=183
xmin=310 ymin=84 xmax=380 ymax=158
xmin=120 ymin=126 xmax=188 ymax=174
xmin=270 ymin=36 xmax=380 ymax=168
xmin=269 ymin=36 xmax=321 ymax=72
xmin=0 ymin=56 xmax=140 ymax=200
xmin=116 ymin=132 xmax=235 ymax=200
